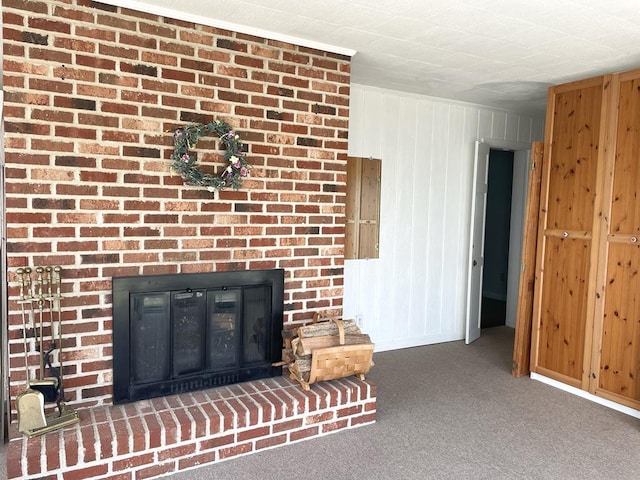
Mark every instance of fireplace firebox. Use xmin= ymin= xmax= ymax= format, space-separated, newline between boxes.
xmin=112 ymin=269 xmax=284 ymax=404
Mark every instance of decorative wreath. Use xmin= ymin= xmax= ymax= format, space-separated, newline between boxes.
xmin=169 ymin=120 xmax=251 ymax=192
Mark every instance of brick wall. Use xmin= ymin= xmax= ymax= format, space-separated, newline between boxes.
xmin=2 ymin=0 xmax=351 ymax=413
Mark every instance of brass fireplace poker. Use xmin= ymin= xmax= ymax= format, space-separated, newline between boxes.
xmin=15 ymin=265 xmax=79 ymax=437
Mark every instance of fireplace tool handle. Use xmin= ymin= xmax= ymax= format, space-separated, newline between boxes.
xmin=35 ymin=267 xmax=45 ymax=376
xmin=17 ymin=269 xmax=32 ymax=387
xmin=23 ymin=267 xmax=37 ymax=349
xmin=21 ymin=267 xmax=43 ymax=381
xmin=54 ymin=266 xmax=69 ymax=412
xmin=45 ymin=267 xmax=63 ymax=405
xmin=45 ymin=266 xmax=56 ymax=348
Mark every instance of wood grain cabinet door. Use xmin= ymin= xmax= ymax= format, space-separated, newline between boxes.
xmin=591 ymin=69 xmax=640 ymax=409
xmin=530 ymin=76 xmax=609 ymax=388
xmin=531 ymin=68 xmax=640 ymax=411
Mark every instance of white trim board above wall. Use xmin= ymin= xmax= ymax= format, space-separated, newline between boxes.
xmin=97 ymin=0 xmax=356 ymax=57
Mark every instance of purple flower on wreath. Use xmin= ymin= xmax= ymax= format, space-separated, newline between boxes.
xmin=181 ymin=153 xmax=190 ymax=162
xmin=227 ymin=130 xmax=235 ymax=138
xmin=240 ymin=167 xmax=248 ymax=177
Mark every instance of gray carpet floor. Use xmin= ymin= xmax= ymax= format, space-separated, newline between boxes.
xmin=167 ymin=326 xmax=640 ymax=480
xmin=3 ymin=327 xmax=639 ymax=479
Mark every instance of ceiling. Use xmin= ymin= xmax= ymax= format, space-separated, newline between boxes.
xmin=108 ymin=0 xmax=640 ymax=115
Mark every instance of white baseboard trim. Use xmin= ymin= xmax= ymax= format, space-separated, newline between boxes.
xmin=530 ymin=373 xmax=640 ymax=419
xmin=373 ymin=333 xmax=462 ymax=353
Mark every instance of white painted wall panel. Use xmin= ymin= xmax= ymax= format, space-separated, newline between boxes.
xmin=345 ymin=84 xmax=545 ymax=352
xmin=409 ymin=102 xmax=430 ymax=338
xmin=478 ymin=110 xmax=493 ymax=140
xmin=517 ymin=117 xmax=533 ymax=144
xmin=505 ymin=113 xmax=520 ymax=142
xmin=531 ymin=119 xmax=545 ymax=145
xmin=445 ymin=105 xmax=469 ymax=338
xmin=492 ymin=110 xmax=507 ymax=140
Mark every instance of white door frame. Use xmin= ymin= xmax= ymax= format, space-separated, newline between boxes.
xmin=465 ymin=138 xmax=532 ymax=344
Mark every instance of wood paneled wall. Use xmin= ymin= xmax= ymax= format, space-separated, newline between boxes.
xmin=345 ymin=84 xmax=544 ymax=351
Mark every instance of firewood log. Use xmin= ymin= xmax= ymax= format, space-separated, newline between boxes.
xmin=281 ymin=328 xmax=297 ymax=349
xmin=288 ymin=362 xmax=310 ymax=383
xmin=296 ymin=334 xmax=372 ymax=356
xmin=297 ymin=319 xmax=360 ymax=338
xmin=292 ymin=356 xmax=312 ymax=384
xmin=281 ymin=348 xmax=295 ymax=363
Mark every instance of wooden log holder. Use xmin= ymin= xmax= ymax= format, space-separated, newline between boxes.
xmin=285 ymin=313 xmax=375 ymax=391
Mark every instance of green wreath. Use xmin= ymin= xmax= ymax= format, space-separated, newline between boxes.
xmin=170 ymin=120 xmax=251 ymax=192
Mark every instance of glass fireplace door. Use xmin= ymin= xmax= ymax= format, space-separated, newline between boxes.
xmin=172 ymin=289 xmax=206 ymax=376
xmin=130 ymin=293 xmax=171 ymax=384
xmin=207 ymin=289 xmax=240 ymax=370
xmin=242 ymin=286 xmax=271 ymax=364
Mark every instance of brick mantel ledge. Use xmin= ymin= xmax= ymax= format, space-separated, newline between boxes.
xmin=7 ymin=376 xmax=377 ymax=480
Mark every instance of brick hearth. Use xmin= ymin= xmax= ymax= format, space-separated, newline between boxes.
xmin=7 ymin=376 xmax=376 ymax=480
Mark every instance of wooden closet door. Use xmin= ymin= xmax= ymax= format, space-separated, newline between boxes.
xmin=591 ymin=69 xmax=640 ymax=409
xmin=530 ymin=76 xmax=608 ymax=388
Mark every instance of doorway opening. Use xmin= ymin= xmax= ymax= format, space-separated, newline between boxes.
xmin=466 ymin=140 xmax=532 ymax=345
xmin=481 ymin=149 xmax=514 ymax=329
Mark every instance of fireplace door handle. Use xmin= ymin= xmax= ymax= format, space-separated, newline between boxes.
xmin=174 ymin=289 xmax=194 ymax=300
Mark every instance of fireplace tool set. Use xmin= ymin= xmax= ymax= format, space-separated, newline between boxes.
xmin=15 ymin=266 xmax=79 ymax=437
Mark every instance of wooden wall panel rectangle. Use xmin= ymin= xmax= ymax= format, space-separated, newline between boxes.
xmin=345 ymin=222 xmax=357 ymax=260
xmin=358 ymin=224 xmax=379 ymax=260
xmin=345 ymin=158 xmax=359 ymax=220
xmin=546 ymin=85 xmax=602 ymax=231
xmin=360 ymin=159 xmax=381 ymax=221
xmin=346 ymin=156 xmax=381 ymax=260
xmin=536 ymin=237 xmax=591 ymax=381
xmin=598 ymin=243 xmax=640 ymax=402
xmin=610 ymin=75 xmax=640 ymax=236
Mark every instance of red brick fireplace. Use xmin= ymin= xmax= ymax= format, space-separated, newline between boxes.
xmin=3 ymin=1 xmax=371 ymax=478
xmin=7 ymin=376 xmax=376 ymax=479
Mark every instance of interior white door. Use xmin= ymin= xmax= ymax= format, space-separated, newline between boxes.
xmin=465 ymin=141 xmax=490 ymax=344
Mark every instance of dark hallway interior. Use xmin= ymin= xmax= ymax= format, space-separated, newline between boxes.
xmin=481 ymin=296 xmax=506 ymax=329
xmin=481 ymin=149 xmax=513 ymax=329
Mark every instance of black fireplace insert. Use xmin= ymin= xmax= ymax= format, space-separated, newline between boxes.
xmin=112 ymin=269 xmax=284 ymax=404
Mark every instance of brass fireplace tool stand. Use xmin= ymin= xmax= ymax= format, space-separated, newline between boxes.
xmin=15 ymin=266 xmax=79 ymax=437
